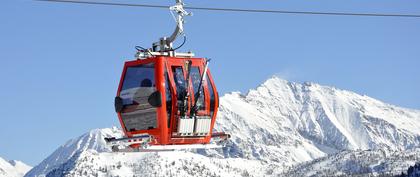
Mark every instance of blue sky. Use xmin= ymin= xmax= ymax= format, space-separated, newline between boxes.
xmin=1 ymin=0 xmax=419 ymax=165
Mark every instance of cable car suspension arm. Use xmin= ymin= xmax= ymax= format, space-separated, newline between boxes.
xmin=152 ymin=0 xmax=191 ymax=53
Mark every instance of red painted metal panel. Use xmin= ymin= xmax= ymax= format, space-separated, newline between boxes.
xmin=116 ymin=56 xmax=219 ymax=146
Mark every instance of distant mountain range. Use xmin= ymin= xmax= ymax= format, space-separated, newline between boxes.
xmin=6 ymin=76 xmax=420 ymax=177
xmin=0 ymin=157 xmax=31 ymax=177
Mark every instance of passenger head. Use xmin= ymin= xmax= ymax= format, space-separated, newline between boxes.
xmin=141 ymin=78 xmax=152 ymax=87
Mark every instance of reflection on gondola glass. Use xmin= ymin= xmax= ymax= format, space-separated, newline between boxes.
xmin=120 ymin=64 xmax=157 ymax=131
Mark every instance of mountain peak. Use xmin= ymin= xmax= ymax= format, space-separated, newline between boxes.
xmin=0 ymin=157 xmax=31 ymax=177
xmin=8 ymin=160 xmax=18 ymax=166
xmin=7 ymin=160 xmax=26 ymax=167
xmin=261 ymin=75 xmax=291 ymax=88
xmin=227 ymin=76 xmax=420 ymax=151
xmin=262 ymin=75 xmax=318 ymax=88
xmin=247 ymin=76 xmax=322 ymax=99
xmin=25 ymin=127 xmax=123 ymax=177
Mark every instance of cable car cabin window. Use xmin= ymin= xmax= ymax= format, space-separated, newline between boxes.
xmin=190 ymin=67 xmax=205 ymax=112
xmin=172 ymin=66 xmax=188 ymax=116
xmin=165 ymin=72 xmax=172 ymax=128
xmin=119 ymin=64 xmax=157 ymax=132
xmin=172 ymin=67 xmax=186 ymax=100
xmin=207 ymin=74 xmax=215 ymax=117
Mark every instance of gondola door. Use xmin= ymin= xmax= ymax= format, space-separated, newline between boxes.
xmin=115 ymin=58 xmax=162 ymax=139
xmin=166 ymin=58 xmax=192 ymax=137
xmin=165 ymin=58 xmax=212 ymax=144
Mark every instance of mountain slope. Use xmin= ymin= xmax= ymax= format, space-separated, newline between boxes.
xmin=26 ymin=76 xmax=420 ymax=176
xmin=207 ymin=77 xmax=420 ymax=165
xmin=0 ymin=157 xmax=31 ymax=177
xmin=282 ymin=148 xmax=420 ymax=176
xmin=398 ymin=162 xmax=420 ymax=177
xmin=25 ymin=128 xmax=123 ymax=177
xmin=44 ymin=150 xmax=269 ymax=177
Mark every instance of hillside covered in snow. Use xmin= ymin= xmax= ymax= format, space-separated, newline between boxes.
xmin=282 ymin=149 xmax=420 ymax=176
xmin=398 ymin=162 xmax=420 ymax=177
xmin=25 ymin=77 xmax=420 ymax=177
xmin=0 ymin=157 xmax=31 ymax=177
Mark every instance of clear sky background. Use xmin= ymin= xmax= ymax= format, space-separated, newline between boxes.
xmin=0 ymin=0 xmax=419 ymax=166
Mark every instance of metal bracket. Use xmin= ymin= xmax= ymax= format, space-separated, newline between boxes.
xmin=152 ymin=0 xmax=192 ymax=54
xmin=135 ymin=50 xmax=194 ymax=59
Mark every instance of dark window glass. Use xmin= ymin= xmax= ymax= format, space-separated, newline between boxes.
xmin=207 ymin=74 xmax=215 ymax=117
xmin=165 ymin=72 xmax=172 ymax=128
xmin=172 ymin=66 xmax=186 ymax=100
xmin=119 ymin=63 xmax=157 ymax=131
xmin=190 ymin=67 xmax=205 ymax=111
xmin=172 ymin=66 xmax=188 ymax=115
xmin=121 ymin=64 xmax=155 ymax=105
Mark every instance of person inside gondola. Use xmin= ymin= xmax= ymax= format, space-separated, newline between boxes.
xmin=140 ymin=78 xmax=152 ymax=87
xmin=132 ymin=78 xmax=155 ymax=108
xmin=120 ymin=66 xmax=158 ymax=131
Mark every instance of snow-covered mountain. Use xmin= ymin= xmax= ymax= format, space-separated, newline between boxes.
xmin=398 ymin=162 xmax=420 ymax=177
xmin=25 ymin=128 xmax=124 ymax=177
xmin=0 ymin=157 xmax=31 ymax=177
xmin=25 ymin=76 xmax=420 ymax=177
xmin=209 ymin=76 xmax=420 ymax=164
xmin=282 ymin=148 xmax=420 ymax=176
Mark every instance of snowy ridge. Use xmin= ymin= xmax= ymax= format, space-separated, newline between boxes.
xmin=208 ymin=77 xmax=420 ymax=165
xmin=0 ymin=157 xmax=31 ymax=177
xmin=26 ymin=76 xmax=420 ymax=176
xmin=44 ymin=150 xmax=269 ymax=177
xmin=282 ymin=148 xmax=420 ymax=176
xmin=25 ymin=128 xmax=123 ymax=177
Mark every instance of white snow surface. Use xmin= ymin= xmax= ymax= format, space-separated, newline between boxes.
xmin=25 ymin=128 xmax=123 ymax=177
xmin=210 ymin=77 xmax=420 ymax=162
xmin=25 ymin=76 xmax=420 ymax=177
xmin=282 ymin=148 xmax=420 ymax=176
xmin=0 ymin=157 xmax=32 ymax=177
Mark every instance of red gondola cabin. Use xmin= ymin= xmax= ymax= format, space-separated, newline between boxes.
xmin=113 ymin=56 xmax=223 ymax=148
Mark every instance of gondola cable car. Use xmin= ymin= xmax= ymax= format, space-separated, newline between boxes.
xmin=35 ymin=0 xmax=420 ymax=152
xmin=105 ymin=0 xmax=230 ymax=152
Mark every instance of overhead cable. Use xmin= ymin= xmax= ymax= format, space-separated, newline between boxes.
xmin=34 ymin=0 xmax=420 ymax=18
